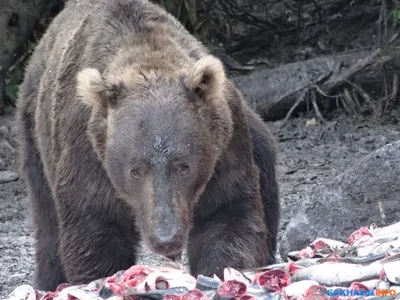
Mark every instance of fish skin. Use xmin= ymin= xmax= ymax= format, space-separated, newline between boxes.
xmin=209 ymin=283 xmax=277 ymax=300
xmin=357 ymin=241 xmax=400 ymax=257
xmin=388 ymin=248 xmax=400 ymax=256
xmin=353 ymin=222 xmax=400 ymax=252
xmin=133 ymin=287 xmax=190 ymax=299
xmin=238 ymin=295 xmax=255 ymax=300
xmin=359 ymin=279 xmax=380 ymax=289
xmin=237 ymin=291 xmax=282 ymax=300
xmin=241 ymin=263 xmax=289 ymax=274
xmin=241 ymin=258 xmax=319 ymax=278
xmin=357 ymin=243 xmax=381 ymax=256
xmin=383 ymin=261 xmax=400 ymax=284
xmin=287 ymin=251 xmax=306 ymax=261
xmin=223 ymin=267 xmax=252 ymax=285
xmin=98 ymin=285 xmax=115 ymax=298
xmin=316 ymin=252 xmax=386 ymax=265
xmin=212 ymin=295 xmax=235 ymax=300
xmin=311 ymin=238 xmax=347 ymax=250
xmin=57 ymin=286 xmax=103 ymax=299
xmin=371 ymin=240 xmax=400 ymax=255
xmin=354 ymin=234 xmax=399 ymax=256
xmin=373 ymin=234 xmax=399 ymax=244
xmin=294 ymin=258 xmax=321 ymax=268
xmin=371 ymin=253 xmax=400 ymax=265
xmin=291 ymin=262 xmax=382 ymax=287
xmin=196 ymin=275 xmax=221 ymax=291
xmin=246 ymin=284 xmax=276 ymax=296
xmin=261 ymin=294 xmax=283 ymax=300
xmin=282 ymin=280 xmax=320 ymax=298
xmin=371 ymin=221 xmax=400 ymax=237
xmin=202 ymin=290 xmax=217 ymax=299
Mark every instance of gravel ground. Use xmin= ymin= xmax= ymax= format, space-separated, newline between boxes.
xmin=1 ymin=107 xmax=400 ymax=298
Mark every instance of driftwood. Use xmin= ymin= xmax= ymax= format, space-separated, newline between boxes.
xmin=0 ymin=0 xmax=395 ymax=121
xmin=0 ymin=0 xmax=52 ymax=114
xmin=232 ymin=48 xmax=391 ymax=122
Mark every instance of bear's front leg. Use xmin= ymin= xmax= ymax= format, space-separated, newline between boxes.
xmin=187 ymin=207 xmax=269 ymax=279
xmin=57 ymin=209 xmax=139 ymax=284
xmin=54 ymin=183 xmax=139 ymax=284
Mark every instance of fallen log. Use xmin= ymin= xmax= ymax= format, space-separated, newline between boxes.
xmin=0 ymin=0 xmax=52 ymax=114
xmin=232 ymin=48 xmax=391 ymax=122
xmin=278 ymin=139 xmax=400 ymax=261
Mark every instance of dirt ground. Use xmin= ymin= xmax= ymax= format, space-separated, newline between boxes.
xmin=1 ymin=106 xmax=400 ymax=298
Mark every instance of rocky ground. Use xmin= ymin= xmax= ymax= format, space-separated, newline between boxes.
xmin=1 ymin=105 xmax=400 ymax=298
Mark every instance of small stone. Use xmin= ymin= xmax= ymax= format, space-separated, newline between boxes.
xmin=0 ymin=170 xmax=19 ymax=184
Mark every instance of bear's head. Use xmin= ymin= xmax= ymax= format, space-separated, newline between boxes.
xmin=76 ymin=55 xmax=233 ymax=257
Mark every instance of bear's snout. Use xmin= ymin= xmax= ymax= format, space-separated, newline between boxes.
xmin=149 ymin=226 xmax=184 ymax=256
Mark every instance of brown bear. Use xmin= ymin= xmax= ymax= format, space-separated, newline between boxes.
xmin=15 ymin=0 xmax=280 ymax=291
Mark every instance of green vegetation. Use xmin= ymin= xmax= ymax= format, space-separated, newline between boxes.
xmin=5 ymin=84 xmax=19 ymax=104
xmin=153 ymin=0 xmax=197 ymax=32
xmin=393 ymin=8 xmax=400 ymax=25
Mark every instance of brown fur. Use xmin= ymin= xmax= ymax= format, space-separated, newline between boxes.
xmin=16 ymin=0 xmax=280 ymax=291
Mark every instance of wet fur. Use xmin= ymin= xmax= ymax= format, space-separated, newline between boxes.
xmin=15 ymin=0 xmax=280 ymax=290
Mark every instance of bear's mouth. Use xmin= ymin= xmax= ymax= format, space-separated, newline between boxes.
xmin=146 ymin=237 xmax=185 ymax=257
xmin=151 ymin=243 xmax=184 ymax=257
xmin=141 ymin=222 xmax=188 ymax=258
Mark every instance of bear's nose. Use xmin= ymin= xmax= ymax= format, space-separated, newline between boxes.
xmin=150 ymin=228 xmax=184 ymax=256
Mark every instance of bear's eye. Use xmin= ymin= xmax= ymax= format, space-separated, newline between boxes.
xmin=178 ymin=164 xmax=190 ymax=175
xmin=130 ymin=169 xmax=141 ymax=179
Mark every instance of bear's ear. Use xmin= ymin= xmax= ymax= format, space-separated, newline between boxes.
xmin=187 ymin=55 xmax=226 ymax=105
xmin=77 ymin=68 xmax=107 ymax=108
xmin=76 ymin=68 xmax=122 ymax=109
